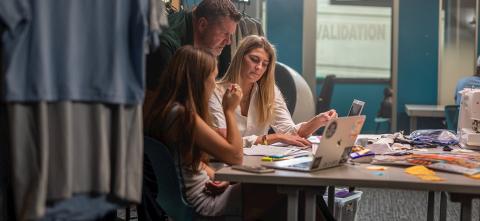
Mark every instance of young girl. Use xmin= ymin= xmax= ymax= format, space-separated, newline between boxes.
xmin=142 ymin=45 xmax=243 ymax=216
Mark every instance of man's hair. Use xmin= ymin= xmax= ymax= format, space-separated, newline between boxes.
xmin=194 ymin=0 xmax=241 ymax=23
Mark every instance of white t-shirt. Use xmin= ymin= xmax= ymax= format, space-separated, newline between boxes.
xmin=209 ymin=83 xmax=304 ymax=147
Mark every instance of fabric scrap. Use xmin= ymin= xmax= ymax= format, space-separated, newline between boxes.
xmin=367 ymin=166 xmax=388 ymax=171
xmin=405 ymin=165 xmax=445 ymax=181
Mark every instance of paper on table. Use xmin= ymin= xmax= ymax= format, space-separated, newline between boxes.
xmin=269 ymin=142 xmax=289 ymax=147
xmin=243 ymin=145 xmax=307 ymax=157
xmin=308 ymin=136 xmax=321 ymax=144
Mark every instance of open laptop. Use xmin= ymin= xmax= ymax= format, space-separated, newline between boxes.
xmin=262 ymin=115 xmax=365 ymax=172
xmin=347 ymin=99 xmax=365 ymax=116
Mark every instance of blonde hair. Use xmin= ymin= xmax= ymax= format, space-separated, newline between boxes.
xmin=220 ymin=35 xmax=277 ymax=126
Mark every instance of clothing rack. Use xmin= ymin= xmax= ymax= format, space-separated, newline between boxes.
xmin=162 ymin=0 xmax=181 ymax=13
xmin=234 ymin=0 xmax=250 ymax=15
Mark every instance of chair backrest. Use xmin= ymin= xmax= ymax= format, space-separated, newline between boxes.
xmin=444 ymin=105 xmax=460 ymax=131
xmin=317 ymin=75 xmax=336 ymax=113
xmin=143 ymin=136 xmax=194 ymax=221
xmin=274 ymin=62 xmax=297 ymax=114
xmin=274 ymin=62 xmax=315 ymax=123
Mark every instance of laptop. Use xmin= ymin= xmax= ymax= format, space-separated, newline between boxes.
xmin=262 ymin=115 xmax=365 ymax=172
xmin=347 ymin=99 xmax=365 ymax=116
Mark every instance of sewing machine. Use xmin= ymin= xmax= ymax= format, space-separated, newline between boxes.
xmin=458 ymin=88 xmax=480 ymax=150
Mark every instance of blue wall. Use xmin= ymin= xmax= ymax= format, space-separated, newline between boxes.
xmin=267 ymin=0 xmax=386 ymax=133
xmin=266 ymin=0 xmax=440 ymax=133
xmin=396 ymin=0 xmax=439 ymax=132
xmin=317 ymin=82 xmax=389 ymax=133
xmin=266 ymin=0 xmax=304 ymax=72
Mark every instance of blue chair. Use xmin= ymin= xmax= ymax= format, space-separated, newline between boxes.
xmin=374 ymin=117 xmax=391 ymax=133
xmin=143 ymin=136 xmax=194 ymax=221
xmin=444 ymin=105 xmax=460 ymax=131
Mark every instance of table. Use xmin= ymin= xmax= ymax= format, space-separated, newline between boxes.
xmin=405 ymin=104 xmax=445 ymax=132
xmin=216 ymin=155 xmax=480 ymax=221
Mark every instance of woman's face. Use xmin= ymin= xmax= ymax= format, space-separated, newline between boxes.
xmin=205 ymin=66 xmax=218 ymax=97
xmin=240 ymin=47 xmax=270 ymax=84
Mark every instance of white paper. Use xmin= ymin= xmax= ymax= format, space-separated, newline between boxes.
xmin=243 ymin=145 xmax=303 ymax=157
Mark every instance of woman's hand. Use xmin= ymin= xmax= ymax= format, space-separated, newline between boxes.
xmin=315 ymin=109 xmax=338 ymax=126
xmin=204 ymin=181 xmax=230 ymax=196
xmin=271 ymin=134 xmax=311 ymax=147
xmin=296 ymin=109 xmax=338 ymax=138
xmin=222 ymin=84 xmax=243 ymax=113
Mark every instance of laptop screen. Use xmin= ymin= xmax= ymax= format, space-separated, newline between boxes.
xmin=347 ymin=99 xmax=365 ymax=116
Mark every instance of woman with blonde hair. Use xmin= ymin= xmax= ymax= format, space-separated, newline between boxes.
xmin=209 ymin=35 xmax=337 ymax=147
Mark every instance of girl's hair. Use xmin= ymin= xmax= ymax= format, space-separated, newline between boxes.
xmin=219 ymin=35 xmax=277 ymax=127
xmin=143 ymin=45 xmax=217 ymax=172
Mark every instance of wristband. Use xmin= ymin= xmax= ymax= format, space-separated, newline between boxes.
xmin=262 ymin=135 xmax=268 ymax=145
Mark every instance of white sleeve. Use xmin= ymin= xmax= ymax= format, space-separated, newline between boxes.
xmin=270 ymin=86 xmax=305 ymax=134
xmin=208 ymin=87 xmax=227 ymax=129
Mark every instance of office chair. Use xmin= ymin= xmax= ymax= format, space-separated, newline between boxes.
xmin=317 ymin=75 xmax=336 ymax=114
xmin=444 ymin=105 xmax=460 ymax=131
xmin=375 ymin=88 xmax=392 ymax=133
xmin=143 ymin=136 xmax=194 ymax=221
xmin=374 ymin=117 xmax=391 ymax=133
xmin=274 ymin=62 xmax=315 ymax=123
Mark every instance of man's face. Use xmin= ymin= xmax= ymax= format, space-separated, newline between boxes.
xmin=198 ymin=16 xmax=237 ymax=56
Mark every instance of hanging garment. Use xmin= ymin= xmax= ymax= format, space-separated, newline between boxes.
xmin=246 ymin=17 xmax=264 ymax=36
xmin=148 ymin=0 xmax=169 ymax=52
xmin=0 ymin=0 xmax=148 ymax=104
xmin=7 ymin=102 xmax=143 ymax=220
xmin=229 ymin=16 xmax=265 ymax=59
xmin=39 ymin=195 xmax=119 ymax=221
xmin=0 ymin=104 xmax=14 ymax=221
xmin=0 ymin=1 xmax=149 ymax=220
xmin=0 ymin=26 xmax=15 ymax=221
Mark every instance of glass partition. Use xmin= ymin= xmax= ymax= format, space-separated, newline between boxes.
xmin=438 ymin=0 xmax=477 ymax=105
xmin=316 ymin=0 xmax=392 ymax=79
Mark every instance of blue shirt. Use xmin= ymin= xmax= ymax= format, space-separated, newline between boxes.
xmin=0 ymin=0 xmax=148 ymax=104
xmin=454 ymin=76 xmax=480 ymax=105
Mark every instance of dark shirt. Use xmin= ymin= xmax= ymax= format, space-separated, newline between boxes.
xmin=146 ymin=11 xmax=231 ymax=90
xmin=146 ymin=11 xmax=194 ymax=91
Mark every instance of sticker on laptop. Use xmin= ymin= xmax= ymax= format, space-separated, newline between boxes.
xmin=325 ymin=121 xmax=337 ymax=138
xmin=350 ymin=118 xmax=365 ymax=138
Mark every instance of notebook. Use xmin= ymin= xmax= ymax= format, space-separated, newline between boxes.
xmin=262 ymin=115 xmax=366 ymax=172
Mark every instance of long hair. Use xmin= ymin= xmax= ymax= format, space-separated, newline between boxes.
xmin=143 ymin=45 xmax=217 ymax=172
xmin=219 ymin=35 xmax=277 ymax=127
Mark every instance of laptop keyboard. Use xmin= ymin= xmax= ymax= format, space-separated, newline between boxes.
xmin=287 ymin=161 xmax=311 ymax=169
